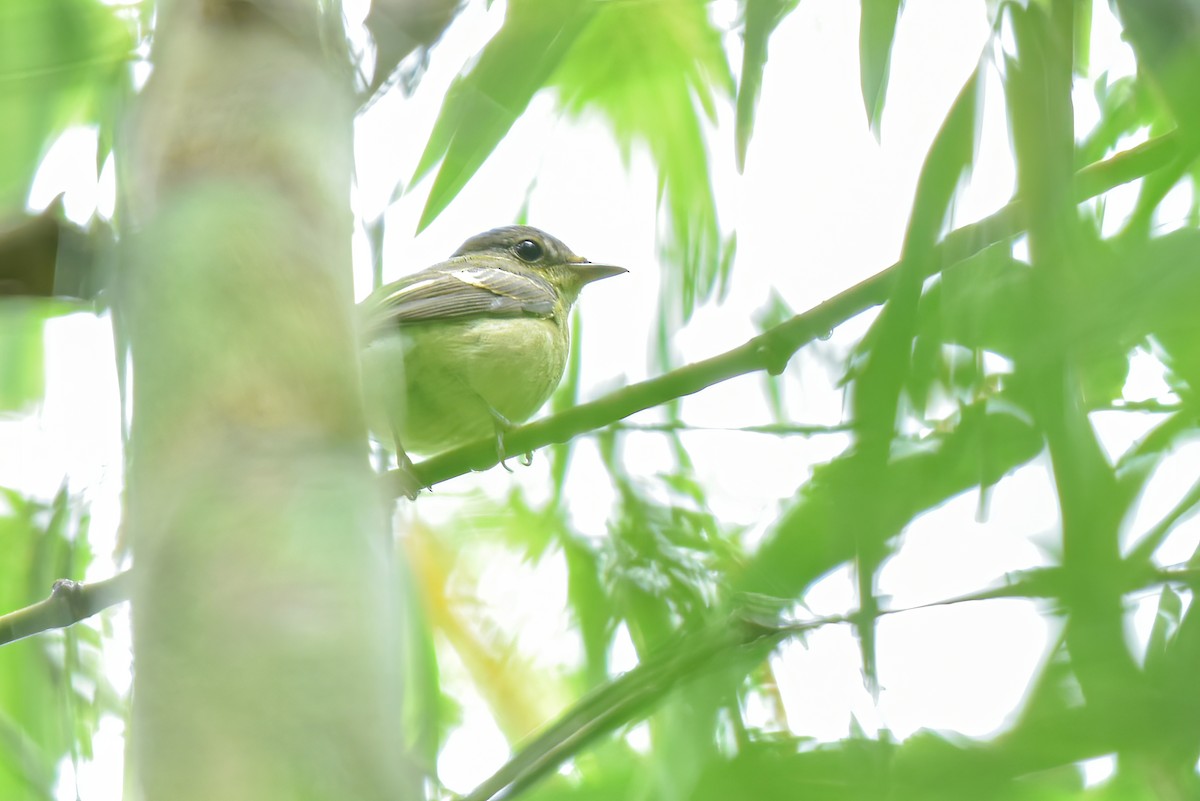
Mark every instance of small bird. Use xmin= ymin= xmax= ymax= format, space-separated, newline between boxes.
xmin=359 ymin=225 xmax=626 ymax=471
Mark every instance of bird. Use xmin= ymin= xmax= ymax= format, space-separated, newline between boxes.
xmin=359 ymin=225 xmax=626 ymax=479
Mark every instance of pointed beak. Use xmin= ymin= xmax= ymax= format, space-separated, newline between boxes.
xmin=569 ymin=261 xmax=628 ymax=285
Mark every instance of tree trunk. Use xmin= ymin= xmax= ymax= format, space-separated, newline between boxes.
xmin=120 ymin=2 xmax=410 ymax=798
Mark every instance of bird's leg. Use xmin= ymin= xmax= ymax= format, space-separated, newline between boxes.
xmin=485 ymin=406 xmax=515 ymax=472
xmin=483 ymin=407 xmax=535 ymax=469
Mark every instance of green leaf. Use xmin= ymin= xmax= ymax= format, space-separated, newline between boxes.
xmin=412 ymin=0 xmax=598 ymax=231
xmin=736 ymin=404 xmax=1042 ymax=600
xmin=0 ymin=0 xmax=134 ymax=211
xmin=552 ymin=0 xmax=734 ymax=328
xmin=736 ymin=0 xmax=802 ymax=170
xmin=859 ymin=0 xmax=904 ymax=138
xmin=846 ymin=56 xmax=982 ymax=687
xmin=562 ymin=534 xmax=613 ymax=689
xmin=0 ymin=303 xmax=47 ymax=411
xmin=1073 ymin=0 xmax=1092 ymax=77
xmin=1111 ymin=0 xmax=1200 ymax=140
xmin=0 ymin=487 xmax=108 ymax=801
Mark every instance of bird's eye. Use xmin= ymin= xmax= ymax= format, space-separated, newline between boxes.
xmin=513 ymin=239 xmax=544 ymax=263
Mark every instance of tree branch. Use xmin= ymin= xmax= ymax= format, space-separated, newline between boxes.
xmin=392 ymin=132 xmax=1181 ymax=496
xmin=462 ymin=556 xmax=1197 ymax=801
xmin=0 ymin=133 xmax=1179 ymax=644
xmin=0 ymin=572 xmax=132 ymax=646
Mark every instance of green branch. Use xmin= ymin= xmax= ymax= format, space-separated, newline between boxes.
xmin=0 ymin=133 xmax=1182 ymax=646
xmin=461 ymin=558 xmax=1199 ymax=801
xmin=0 ymin=572 xmax=132 ymax=646
xmin=393 ymin=132 xmax=1181 ymax=496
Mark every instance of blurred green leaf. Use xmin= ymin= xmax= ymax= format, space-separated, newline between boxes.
xmin=553 ymin=0 xmax=734 ymax=331
xmin=0 ymin=303 xmax=47 ymax=411
xmin=562 ymin=533 xmax=613 ymax=689
xmin=1111 ymin=0 xmax=1200 ymax=141
xmin=692 ymin=738 xmax=892 ymax=801
xmin=1073 ymin=0 xmax=1092 ymax=77
xmin=0 ymin=0 xmax=134 ymax=211
xmin=1077 ymin=75 xmax=1158 ymax=169
xmin=0 ymin=487 xmax=110 ymax=801
xmin=606 ymin=474 xmax=735 ymax=653
xmin=736 ymin=404 xmax=1041 ymax=600
xmin=736 ymin=0 xmax=802 ymax=170
xmin=412 ymin=0 xmax=597 ymax=230
xmin=859 ymin=0 xmax=904 ymax=138
xmin=549 ymin=311 xmax=586 ymax=505
xmin=848 ymin=54 xmax=982 ymax=688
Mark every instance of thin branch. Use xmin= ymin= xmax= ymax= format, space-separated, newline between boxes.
xmin=608 ymin=421 xmax=852 ymax=436
xmin=462 ymin=556 xmax=1197 ymax=801
xmin=391 ymin=132 xmax=1181 ymax=496
xmin=0 ymin=572 xmax=132 ymax=646
xmin=0 ymin=135 xmax=1183 ymax=643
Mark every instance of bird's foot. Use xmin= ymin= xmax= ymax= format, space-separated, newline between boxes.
xmin=391 ymin=432 xmax=426 ymax=500
xmin=488 ymin=408 xmax=515 ymax=471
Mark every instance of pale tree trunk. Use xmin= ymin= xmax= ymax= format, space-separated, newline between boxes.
xmin=120 ymin=2 xmax=411 ymax=799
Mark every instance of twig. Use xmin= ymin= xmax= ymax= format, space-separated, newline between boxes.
xmin=391 ymin=132 xmax=1181 ymax=496
xmin=0 ymin=135 xmax=1183 ymax=643
xmin=0 ymin=571 xmax=132 ymax=646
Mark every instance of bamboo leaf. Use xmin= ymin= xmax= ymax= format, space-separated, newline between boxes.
xmin=736 ymin=0 xmax=802 ymax=170
xmin=859 ymin=0 xmax=904 ymax=138
xmin=412 ymin=0 xmax=597 ymax=230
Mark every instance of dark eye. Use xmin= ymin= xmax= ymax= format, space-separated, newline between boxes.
xmin=513 ymin=239 xmax=544 ymax=263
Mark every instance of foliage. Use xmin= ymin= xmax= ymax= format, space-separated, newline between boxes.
xmin=3 ymin=0 xmax=1200 ymax=799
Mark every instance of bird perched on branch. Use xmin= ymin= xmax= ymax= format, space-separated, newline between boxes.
xmin=359 ymin=225 xmax=626 ymax=478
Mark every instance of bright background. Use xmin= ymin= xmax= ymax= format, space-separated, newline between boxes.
xmin=12 ymin=0 xmax=1196 ymax=796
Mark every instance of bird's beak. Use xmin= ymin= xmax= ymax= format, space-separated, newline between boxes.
xmin=569 ymin=261 xmax=628 ymax=284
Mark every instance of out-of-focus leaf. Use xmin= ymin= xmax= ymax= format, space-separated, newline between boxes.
xmin=691 ymin=738 xmax=892 ymax=801
xmin=736 ymin=0 xmax=802 ymax=170
xmin=1008 ymin=1 xmax=1142 ymax=714
xmin=0 ymin=0 xmax=134 ymax=211
xmin=552 ymin=0 xmax=734 ymax=331
xmin=363 ymin=0 xmax=463 ymax=98
xmin=915 ymin=244 xmax=1031 ymax=356
xmin=0 ymin=487 xmax=108 ymax=801
xmin=406 ymin=517 xmax=568 ymax=742
xmin=1077 ymin=75 xmax=1158 ymax=169
xmin=470 ymin=488 xmax=562 ymax=561
xmin=562 ymin=533 xmax=613 ymax=689
xmin=0 ymin=303 xmax=47 ymax=412
xmin=916 ymin=225 xmax=1200 ymax=421
xmin=848 ymin=56 xmax=982 ymax=688
xmin=412 ymin=0 xmax=598 ymax=230
xmin=855 ymin=58 xmax=982 ymax=449
xmin=1144 ymin=582 xmax=1200 ymax=763
xmin=1074 ymin=0 xmax=1092 ymax=77
xmin=1111 ymin=0 xmax=1200 ymax=141
xmin=606 ymin=474 xmax=735 ymax=653
xmin=549 ymin=311 xmax=586 ymax=505
xmin=462 ymin=608 xmax=782 ymax=801
xmin=394 ymin=538 xmax=442 ymax=782
xmin=859 ymin=0 xmax=904 ymax=138
xmin=1144 ymin=584 xmax=1182 ymax=676
xmin=736 ymin=404 xmax=1041 ymax=599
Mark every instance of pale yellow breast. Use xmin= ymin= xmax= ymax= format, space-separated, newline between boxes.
xmin=361 ymin=316 xmax=568 ymax=455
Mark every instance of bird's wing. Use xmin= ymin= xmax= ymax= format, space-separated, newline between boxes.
xmin=363 ymin=264 xmax=558 ymax=335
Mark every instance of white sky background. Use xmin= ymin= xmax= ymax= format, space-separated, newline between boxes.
xmin=14 ymin=0 xmax=1200 ymax=797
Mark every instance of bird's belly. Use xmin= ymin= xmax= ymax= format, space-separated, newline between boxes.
xmin=362 ymin=317 xmax=567 ymax=455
